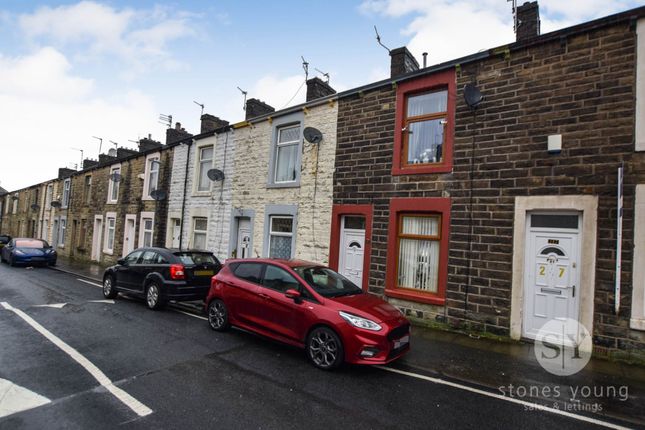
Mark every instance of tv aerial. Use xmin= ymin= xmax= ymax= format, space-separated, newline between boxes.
xmin=207 ymin=168 xmax=225 ymax=182
xmin=374 ymin=26 xmax=391 ymax=53
xmin=159 ymin=113 xmax=172 ymax=128
xmin=301 ymin=56 xmax=309 ymax=80
xmin=303 ymin=127 xmax=323 ymax=144
xmin=314 ymin=68 xmax=330 ymax=84
xmin=194 ymin=100 xmax=205 ymax=116
xmin=237 ymin=87 xmax=248 ymax=110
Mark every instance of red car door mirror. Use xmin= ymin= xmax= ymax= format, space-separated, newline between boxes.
xmin=285 ymin=289 xmax=301 ymax=300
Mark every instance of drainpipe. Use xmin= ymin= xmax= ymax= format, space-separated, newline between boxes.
xmin=179 ymin=139 xmax=193 ymax=250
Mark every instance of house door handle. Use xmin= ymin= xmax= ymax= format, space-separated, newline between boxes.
xmin=572 ymin=285 xmax=576 ymax=297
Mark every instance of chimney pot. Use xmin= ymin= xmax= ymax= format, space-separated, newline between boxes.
xmin=516 ymin=1 xmax=540 ymax=42
xmin=175 ymin=122 xmax=182 ymax=130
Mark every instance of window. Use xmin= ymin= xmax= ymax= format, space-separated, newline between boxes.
xmin=140 ymin=251 xmax=159 ymax=265
xmin=139 ymin=212 xmax=155 ymax=248
xmin=268 ymin=216 xmax=294 ymax=259
xmin=79 ymin=218 xmax=87 ymax=247
xmin=62 ymin=179 xmax=71 ymax=208
xmin=262 ymin=265 xmax=300 ymax=293
xmin=267 ymin=113 xmax=303 ymax=187
xmin=144 ymin=153 xmax=160 ymax=199
xmin=107 ymin=165 xmax=121 ymax=203
xmin=84 ymin=176 xmax=92 ymax=205
xmin=393 ymin=69 xmax=455 ymax=175
xmin=124 ymin=250 xmax=143 ymax=265
xmin=45 ymin=184 xmax=53 ymax=208
xmin=233 ymin=263 xmax=264 ymax=284
xmin=274 ymin=125 xmax=300 ymax=183
xmin=58 ymin=217 xmax=67 ymax=248
xmin=197 ymin=146 xmax=213 ymax=192
xmin=385 ymin=198 xmax=451 ymax=305
xmin=104 ymin=214 xmax=116 ymax=253
xmin=192 ymin=217 xmax=208 ymax=250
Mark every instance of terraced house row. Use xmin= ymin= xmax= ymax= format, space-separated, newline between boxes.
xmin=1 ymin=3 xmax=644 ymax=361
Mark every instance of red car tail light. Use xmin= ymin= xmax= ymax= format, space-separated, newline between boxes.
xmin=170 ymin=264 xmax=185 ymax=280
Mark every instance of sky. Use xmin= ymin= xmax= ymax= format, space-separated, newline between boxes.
xmin=0 ymin=0 xmax=642 ymax=191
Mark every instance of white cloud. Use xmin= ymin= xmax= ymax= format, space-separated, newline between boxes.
xmin=18 ymin=1 xmax=195 ymax=79
xmin=252 ymin=75 xmax=308 ymax=110
xmin=0 ymin=49 xmax=165 ymax=191
xmin=360 ymin=0 xmax=642 ymax=67
xmin=0 ymin=47 xmax=93 ymax=101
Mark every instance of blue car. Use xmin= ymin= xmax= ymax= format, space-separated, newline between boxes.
xmin=0 ymin=238 xmax=57 ymax=267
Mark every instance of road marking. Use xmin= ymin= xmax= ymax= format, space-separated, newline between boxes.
xmin=88 ymin=300 xmax=115 ymax=304
xmin=77 ymin=279 xmax=102 ymax=288
xmin=34 ymin=303 xmax=67 ymax=309
xmin=0 ymin=301 xmax=152 ymax=418
xmin=173 ymin=309 xmax=207 ymax=321
xmin=377 ymin=366 xmax=630 ymax=430
xmin=0 ymin=378 xmax=50 ymax=418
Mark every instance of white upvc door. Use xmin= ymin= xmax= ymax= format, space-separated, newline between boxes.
xmin=339 ymin=216 xmax=366 ymax=288
xmin=237 ymin=219 xmax=251 ymax=259
xmin=522 ymin=214 xmax=581 ymax=340
xmin=123 ymin=215 xmax=136 ymax=257
xmin=91 ymin=216 xmax=103 ymax=261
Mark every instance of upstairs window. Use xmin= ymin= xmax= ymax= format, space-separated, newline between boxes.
xmin=107 ymin=165 xmax=120 ymax=203
xmin=144 ymin=153 xmax=160 ymax=199
xmin=84 ymin=176 xmax=92 ymax=205
xmin=61 ymin=179 xmax=71 ymax=208
xmin=197 ymin=146 xmax=213 ymax=192
xmin=393 ymin=69 xmax=455 ymax=175
xmin=274 ymin=125 xmax=300 ymax=183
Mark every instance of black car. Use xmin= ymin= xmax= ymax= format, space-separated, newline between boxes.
xmin=102 ymin=247 xmax=222 ymax=310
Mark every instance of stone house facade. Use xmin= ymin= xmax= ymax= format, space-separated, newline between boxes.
xmin=230 ymin=79 xmax=338 ymax=264
xmin=166 ymin=115 xmax=234 ymax=260
xmin=331 ymin=4 xmax=645 ymax=359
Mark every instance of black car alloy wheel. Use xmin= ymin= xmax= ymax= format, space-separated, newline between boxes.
xmin=103 ymin=276 xmax=118 ymax=299
xmin=145 ymin=282 xmax=164 ymax=310
xmin=207 ymin=299 xmax=229 ymax=331
xmin=307 ymin=327 xmax=344 ymax=370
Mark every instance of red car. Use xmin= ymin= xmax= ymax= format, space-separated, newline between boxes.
xmin=205 ymin=259 xmax=410 ymax=370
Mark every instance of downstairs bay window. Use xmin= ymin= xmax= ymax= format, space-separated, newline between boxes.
xmin=385 ymin=198 xmax=451 ymax=305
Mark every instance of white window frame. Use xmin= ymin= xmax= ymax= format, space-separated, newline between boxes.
xmin=273 ymin=124 xmax=301 ymax=184
xmin=143 ymin=152 xmax=161 ymax=200
xmin=61 ymin=179 xmax=71 ymax=208
xmin=636 ymin=18 xmax=645 ymax=152
xmin=107 ymin=164 xmax=121 ymax=204
xmin=103 ymin=212 xmax=116 ymax=254
xmin=84 ymin=175 xmax=92 ymax=205
xmin=191 ymin=217 xmax=208 ymax=250
xmin=268 ymin=216 xmax=294 ymax=259
xmin=12 ymin=194 xmax=18 ymax=214
xmin=45 ymin=184 xmax=53 ymax=208
xmin=195 ymin=144 xmax=214 ymax=193
xmin=138 ymin=211 xmax=155 ymax=248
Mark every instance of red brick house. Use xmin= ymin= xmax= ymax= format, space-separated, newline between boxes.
xmin=330 ymin=3 xmax=645 ymax=360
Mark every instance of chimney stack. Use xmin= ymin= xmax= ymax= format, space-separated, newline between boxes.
xmin=245 ymin=98 xmax=275 ymax=120
xmin=516 ymin=1 xmax=540 ymax=42
xmin=166 ymin=122 xmax=193 ymax=145
xmin=200 ymin=114 xmax=230 ymax=133
xmin=117 ymin=147 xmax=138 ymax=159
xmin=57 ymin=168 xmax=75 ymax=179
xmin=306 ymin=77 xmax=336 ymax=102
xmin=138 ymin=136 xmax=163 ymax=152
xmin=390 ymin=47 xmax=419 ymax=79
xmin=82 ymin=159 xmax=98 ymax=170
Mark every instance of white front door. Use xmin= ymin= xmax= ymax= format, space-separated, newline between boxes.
xmin=237 ymin=219 xmax=251 ymax=259
xmin=523 ymin=213 xmax=581 ymax=340
xmin=91 ymin=217 xmax=103 ymax=261
xmin=123 ymin=216 xmax=136 ymax=257
xmin=171 ymin=219 xmax=181 ymax=248
xmin=339 ymin=216 xmax=366 ymax=288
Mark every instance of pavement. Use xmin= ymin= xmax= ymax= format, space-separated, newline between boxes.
xmin=48 ymin=255 xmax=645 ymax=428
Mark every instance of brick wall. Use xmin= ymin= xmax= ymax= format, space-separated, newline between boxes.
xmin=334 ymin=21 xmax=645 ymax=354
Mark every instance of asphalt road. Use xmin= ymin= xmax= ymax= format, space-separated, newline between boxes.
xmin=0 ymin=263 xmax=624 ymax=429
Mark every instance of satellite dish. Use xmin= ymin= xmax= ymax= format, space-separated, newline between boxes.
xmin=50 ymin=201 xmax=61 ymax=208
xmin=303 ymin=127 xmax=323 ymax=144
xmin=207 ymin=169 xmax=225 ymax=181
xmin=31 ymin=204 xmax=40 ymax=212
xmin=150 ymin=189 xmax=167 ymax=201
xmin=109 ymin=172 xmax=122 ymax=182
xmin=464 ymin=83 xmax=484 ymax=110
xmin=107 ymin=148 xmax=117 ymax=157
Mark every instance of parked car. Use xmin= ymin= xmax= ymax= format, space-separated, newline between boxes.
xmin=0 ymin=238 xmax=57 ymax=266
xmin=102 ymin=247 xmax=222 ymax=310
xmin=205 ymin=259 xmax=410 ymax=370
xmin=0 ymin=234 xmax=11 ymax=249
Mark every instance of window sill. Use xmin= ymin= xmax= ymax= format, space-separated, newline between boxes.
xmin=385 ymin=288 xmax=445 ymax=306
xmin=392 ymin=164 xmax=452 ymax=176
xmin=106 ymin=201 xmax=117 ymax=205
xmin=191 ymin=191 xmax=211 ymax=197
xmin=630 ymin=318 xmax=645 ymax=331
xmin=103 ymin=249 xmax=114 ymax=255
xmin=266 ymin=182 xmax=300 ymax=189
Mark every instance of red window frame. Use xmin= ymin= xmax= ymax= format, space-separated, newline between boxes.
xmin=385 ymin=197 xmax=451 ymax=305
xmin=392 ymin=69 xmax=456 ymax=175
xmin=328 ymin=204 xmax=373 ymax=292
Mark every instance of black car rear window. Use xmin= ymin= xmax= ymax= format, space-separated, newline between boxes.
xmin=0 ymin=236 xmax=10 ymax=243
xmin=233 ymin=263 xmax=263 ymax=284
xmin=174 ymin=252 xmax=219 ymax=266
